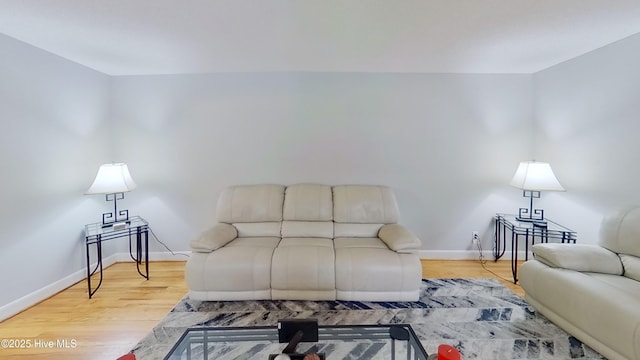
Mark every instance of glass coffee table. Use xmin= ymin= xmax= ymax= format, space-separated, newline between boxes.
xmin=164 ymin=324 xmax=429 ymax=360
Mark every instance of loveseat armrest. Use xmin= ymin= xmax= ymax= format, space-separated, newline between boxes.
xmin=190 ymin=223 xmax=238 ymax=253
xmin=532 ymin=243 xmax=623 ymax=275
xmin=378 ymin=224 xmax=421 ymax=252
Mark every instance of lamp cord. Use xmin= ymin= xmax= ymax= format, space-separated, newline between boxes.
xmin=477 ymin=238 xmax=512 ymax=283
xmin=149 ymin=227 xmax=190 ymax=258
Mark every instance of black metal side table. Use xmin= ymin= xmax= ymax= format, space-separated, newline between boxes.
xmin=84 ymin=216 xmax=149 ymax=298
xmin=494 ymin=213 xmax=576 ymax=283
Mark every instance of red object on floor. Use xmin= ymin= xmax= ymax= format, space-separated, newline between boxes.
xmin=116 ymin=354 xmax=136 ymax=360
xmin=438 ymin=344 xmax=461 ymax=360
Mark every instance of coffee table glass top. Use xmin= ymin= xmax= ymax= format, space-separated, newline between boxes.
xmin=164 ymin=324 xmax=429 ymax=360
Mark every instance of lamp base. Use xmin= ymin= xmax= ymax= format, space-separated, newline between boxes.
xmin=102 ymin=192 xmax=130 ymax=226
xmin=515 ymin=216 xmax=544 ymax=222
xmin=515 ymin=217 xmax=548 ymax=226
xmin=101 ymin=219 xmax=131 ymax=229
xmin=517 ymin=204 xmax=545 ymax=222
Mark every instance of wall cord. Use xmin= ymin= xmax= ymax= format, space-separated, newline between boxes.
xmin=149 ymin=227 xmax=190 ymax=258
xmin=476 ymin=238 xmax=512 ymax=283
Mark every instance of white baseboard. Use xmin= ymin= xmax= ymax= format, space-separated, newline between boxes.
xmin=0 ymin=254 xmax=118 ymax=322
xmin=148 ymin=251 xmax=191 ymax=261
xmin=111 ymin=251 xmax=191 ymax=262
xmin=419 ymin=250 xmax=530 ymax=260
xmin=0 ymin=251 xmax=190 ymax=322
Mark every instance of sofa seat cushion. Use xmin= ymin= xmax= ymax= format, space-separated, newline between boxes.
xmin=588 ymin=271 xmax=640 ymax=298
xmin=334 ymin=238 xmax=421 ymax=301
xmin=271 ymin=237 xmax=336 ymax=300
xmin=185 ymin=237 xmax=281 ymax=301
xmin=334 ymin=237 xmax=388 ymax=249
xmin=520 ymin=260 xmax=640 ymax=360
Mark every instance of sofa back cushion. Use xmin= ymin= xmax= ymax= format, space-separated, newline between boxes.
xmin=332 ymin=185 xmax=399 ymax=224
xmin=620 ymin=254 xmax=640 ymax=282
xmin=283 ymin=184 xmax=333 ymax=221
xmin=216 ymin=184 xmax=285 ymax=223
xmin=599 ymin=206 xmax=640 ymax=258
xmin=281 ymin=184 xmax=334 ymax=238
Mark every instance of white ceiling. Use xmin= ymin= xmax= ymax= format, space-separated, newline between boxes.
xmin=1 ymin=0 xmax=640 ymax=76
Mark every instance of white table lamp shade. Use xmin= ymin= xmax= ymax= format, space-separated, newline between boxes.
xmin=86 ymin=163 xmax=137 ymax=194
xmin=510 ymin=161 xmax=565 ymax=192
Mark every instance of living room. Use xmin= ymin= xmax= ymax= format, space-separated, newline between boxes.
xmin=1 ymin=1 xmax=640 ymax=359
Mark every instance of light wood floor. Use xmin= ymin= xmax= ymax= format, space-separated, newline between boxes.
xmin=0 ymin=260 xmax=522 ymax=360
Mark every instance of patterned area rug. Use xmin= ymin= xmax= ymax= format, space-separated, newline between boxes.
xmin=132 ymin=278 xmax=604 ymax=359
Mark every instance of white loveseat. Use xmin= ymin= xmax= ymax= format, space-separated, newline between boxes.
xmin=185 ymin=184 xmax=422 ymax=302
xmin=520 ymin=206 xmax=640 ymax=360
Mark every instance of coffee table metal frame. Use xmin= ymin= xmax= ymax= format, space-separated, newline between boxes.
xmin=164 ymin=324 xmax=429 ymax=360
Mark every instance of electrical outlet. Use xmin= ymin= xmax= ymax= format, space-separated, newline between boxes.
xmin=472 ymin=231 xmax=479 ymax=245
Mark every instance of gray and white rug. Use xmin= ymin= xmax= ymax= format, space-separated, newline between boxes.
xmin=132 ymin=279 xmax=605 ymax=359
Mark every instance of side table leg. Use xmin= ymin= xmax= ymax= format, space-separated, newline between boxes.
xmin=525 ymin=228 xmax=530 ymax=261
xmin=494 ymin=217 xmax=507 ymax=261
xmin=87 ymin=238 xmax=104 ymax=298
xmin=128 ymin=231 xmax=137 ymax=262
xmin=494 ymin=217 xmax=500 ymax=260
xmin=511 ymin=232 xmax=518 ymax=283
xmin=135 ymin=227 xmax=149 ymax=280
xmin=145 ymin=229 xmax=149 ymax=279
xmin=86 ymin=239 xmax=91 ymax=298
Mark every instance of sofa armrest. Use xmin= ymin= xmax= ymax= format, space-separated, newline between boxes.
xmin=378 ymin=224 xmax=421 ymax=252
xmin=190 ymin=223 xmax=238 ymax=253
xmin=532 ymin=243 xmax=623 ymax=275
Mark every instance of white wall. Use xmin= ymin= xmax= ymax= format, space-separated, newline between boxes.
xmin=533 ymin=33 xmax=640 ymax=244
xmin=9 ymin=28 xmax=637 ymax=317
xmin=0 ymin=34 xmax=112 ymax=313
xmin=111 ymin=72 xmax=533 ymax=256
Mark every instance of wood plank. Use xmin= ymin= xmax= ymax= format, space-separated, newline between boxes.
xmin=0 ymin=261 xmax=187 ymax=360
xmin=421 ymin=259 xmax=524 ymax=297
xmin=0 ymin=259 xmax=523 ymax=359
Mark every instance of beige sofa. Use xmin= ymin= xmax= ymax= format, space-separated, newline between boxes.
xmin=185 ymin=184 xmax=422 ymax=302
xmin=520 ymin=206 xmax=640 ymax=360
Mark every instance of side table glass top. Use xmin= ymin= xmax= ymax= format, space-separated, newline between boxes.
xmin=164 ymin=324 xmax=429 ymax=360
xmin=496 ymin=213 xmax=575 ymax=239
xmin=84 ymin=215 xmax=148 ymax=238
